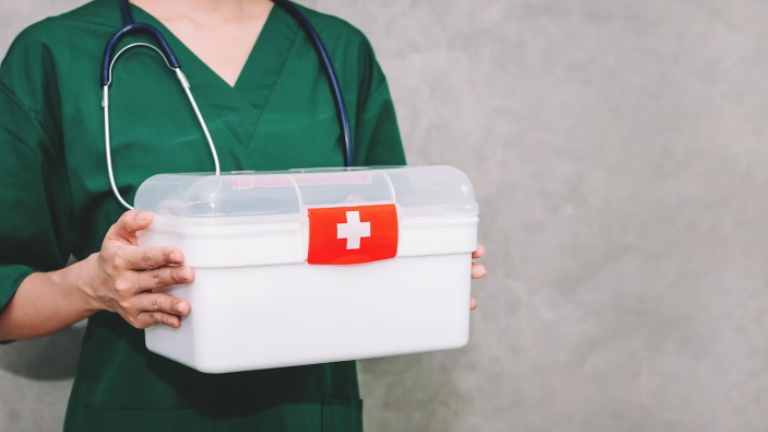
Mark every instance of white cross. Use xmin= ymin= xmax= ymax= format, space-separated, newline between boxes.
xmin=337 ymin=211 xmax=371 ymax=250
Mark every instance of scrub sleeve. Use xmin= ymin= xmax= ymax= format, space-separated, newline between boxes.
xmin=0 ymin=64 xmax=73 ymax=329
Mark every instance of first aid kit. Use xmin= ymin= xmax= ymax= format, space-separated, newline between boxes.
xmin=135 ymin=166 xmax=479 ymax=373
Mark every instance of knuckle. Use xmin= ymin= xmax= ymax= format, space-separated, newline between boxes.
xmin=150 ymin=269 xmax=162 ymax=287
xmin=125 ymin=315 xmax=141 ymax=329
xmin=103 ymin=250 xmax=121 ymax=269
xmin=163 ymin=300 xmax=177 ymax=315
xmin=118 ymin=300 xmax=132 ymax=312
xmin=113 ymin=255 xmax=127 ymax=269
xmin=106 ymin=266 xmax=122 ymax=280
xmin=114 ymin=279 xmax=132 ymax=293
xmin=113 ymin=250 xmax=129 ymax=268
xmin=142 ymin=249 xmax=153 ymax=266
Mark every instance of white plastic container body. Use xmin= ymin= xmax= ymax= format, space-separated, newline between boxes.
xmin=136 ymin=166 xmax=478 ymax=373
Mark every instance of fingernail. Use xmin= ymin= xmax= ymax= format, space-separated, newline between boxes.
xmin=138 ymin=211 xmax=152 ymax=222
xmin=171 ymin=252 xmax=183 ymax=263
xmin=176 ymin=302 xmax=188 ymax=314
xmin=179 ymin=268 xmax=189 ymax=280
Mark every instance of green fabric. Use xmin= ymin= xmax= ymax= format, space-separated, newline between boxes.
xmin=0 ymin=0 xmax=405 ymax=430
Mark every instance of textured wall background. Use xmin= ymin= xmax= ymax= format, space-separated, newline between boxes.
xmin=3 ymin=0 xmax=768 ymax=431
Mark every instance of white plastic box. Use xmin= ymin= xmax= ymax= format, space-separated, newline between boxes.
xmin=135 ymin=166 xmax=478 ymax=373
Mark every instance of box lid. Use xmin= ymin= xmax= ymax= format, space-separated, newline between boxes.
xmin=135 ymin=166 xmax=478 ymax=267
xmin=135 ymin=166 xmax=477 ymax=218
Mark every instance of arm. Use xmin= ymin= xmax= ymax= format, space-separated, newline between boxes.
xmin=0 ymin=259 xmax=98 ymax=341
xmin=0 ymin=211 xmax=194 ymax=341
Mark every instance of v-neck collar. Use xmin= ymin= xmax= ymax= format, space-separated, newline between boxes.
xmin=126 ymin=1 xmax=301 ymax=152
xmin=128 ymin=2 xmax=291 ymax=91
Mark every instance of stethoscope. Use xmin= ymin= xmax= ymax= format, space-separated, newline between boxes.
xmin=103 ymin=0 xmax=353 ymax=209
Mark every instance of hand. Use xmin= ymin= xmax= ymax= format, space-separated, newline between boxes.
xmin=82 ymin=210 xmax=194 ymax=329
xmin=470 ymin=245 xmax=487 ymax=311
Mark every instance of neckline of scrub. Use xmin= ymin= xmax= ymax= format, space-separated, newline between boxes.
xmin=126 ymin=1 xmax=280 ymax=91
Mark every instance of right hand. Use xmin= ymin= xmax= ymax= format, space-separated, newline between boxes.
xmin=83 ymin=210 xmax=193 ymax=329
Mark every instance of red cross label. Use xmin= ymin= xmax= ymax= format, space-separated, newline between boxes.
xmin=307 ymin=204 xmax=399 ymax=265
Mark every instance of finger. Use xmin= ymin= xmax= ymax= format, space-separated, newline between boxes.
xmin=472 ymin=245 xmax=485 ymax=259
xmin=470 ymin=297 xmax=477 ymax=311
xmin=121 ymin=246 xmax=184 ymax=270
xmin=137 ymin=266 xmax=194 ymax=290
xmin=105 ymin=210 xmax=154 ymax=245
xmin=135 ymin=292 xmax=191 ymax=317
xmin=135 ymin=311 xmax=183 ymax=329
xmin=471 ymin=263 xmax=487 ymax=279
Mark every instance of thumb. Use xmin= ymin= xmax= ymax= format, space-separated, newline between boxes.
xmin=105 ymin=210 xmax=154 ymax=245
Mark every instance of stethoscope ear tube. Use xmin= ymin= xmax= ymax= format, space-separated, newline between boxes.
xmin=119 ymin=0 xmax=134 ymax=25
xmin=101 ymin=23 xmax=181 ymax=86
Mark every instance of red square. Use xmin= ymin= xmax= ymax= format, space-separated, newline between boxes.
xmin=307 ymin=204 xmax=399 ymax=265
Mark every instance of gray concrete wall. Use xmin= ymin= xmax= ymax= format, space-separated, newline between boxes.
xmin=2 ymin=0 xmax=768 ymax=431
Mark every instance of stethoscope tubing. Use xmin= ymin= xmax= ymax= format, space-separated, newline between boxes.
xmin=103 ymin=0 xmax=354 ymax=210
xmin=272 ymin=0 xmax=353 ymax=168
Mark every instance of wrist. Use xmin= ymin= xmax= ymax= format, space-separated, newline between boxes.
xmin=48 ymin=253 xmax=104 ymax=316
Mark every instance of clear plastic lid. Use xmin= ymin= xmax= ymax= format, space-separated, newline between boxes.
xmin=134 ymin=166 xmax=477 ymax=218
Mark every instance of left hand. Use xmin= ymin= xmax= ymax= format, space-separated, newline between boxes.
xmin=470 ymin=245 xmax=487 ymax=311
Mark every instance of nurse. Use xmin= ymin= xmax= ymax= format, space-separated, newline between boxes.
xmin=0 ymin=0 xmax=487 ymax=431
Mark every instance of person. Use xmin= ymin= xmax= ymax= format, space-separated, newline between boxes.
xmin=0 ymin=0 xmax=487 ymax=430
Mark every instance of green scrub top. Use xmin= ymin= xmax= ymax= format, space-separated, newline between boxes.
xmin=0 ymin=0 xmax=405 ymax=430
